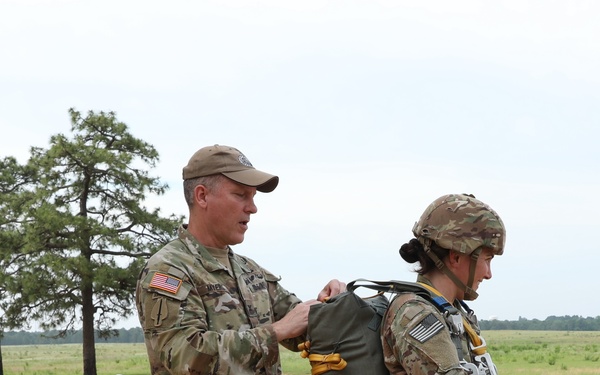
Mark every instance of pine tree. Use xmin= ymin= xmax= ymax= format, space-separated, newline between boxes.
xmin=0 ymin=109 xmax=182 ymax=375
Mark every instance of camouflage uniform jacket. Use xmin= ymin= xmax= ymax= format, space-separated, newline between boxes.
xmin=381 ymin=276 xmax=483 ymax=375
xmin=136 ymin=225 xmax=304 ymax=375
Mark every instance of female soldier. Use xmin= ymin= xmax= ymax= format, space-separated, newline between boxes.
xmin=381 ymin=194 xmax=505 ymax=375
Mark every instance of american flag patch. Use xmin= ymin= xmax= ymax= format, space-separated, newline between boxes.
xmin=149 ymin=272 xmax=182 ymax=294
xmin=409 ymin=313 xmax=444 ymax=343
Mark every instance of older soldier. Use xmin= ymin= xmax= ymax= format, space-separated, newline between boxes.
xmin=136 ymin=144 xmax=345 ymax=375
xmin=382 ymin=194 xmax=505 ymax=375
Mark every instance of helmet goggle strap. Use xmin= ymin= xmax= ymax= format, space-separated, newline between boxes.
xmin=422 ymin=238 xmax=480 ymax=301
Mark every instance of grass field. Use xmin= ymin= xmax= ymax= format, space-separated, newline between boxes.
xmin=2 ymin=331 xmax=599 ymax=374
xmin=486 ymin=331 xmax=600 ymax=375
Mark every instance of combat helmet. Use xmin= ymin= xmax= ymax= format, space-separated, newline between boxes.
xmin=412 ymin=194 xmax=506 ymax=300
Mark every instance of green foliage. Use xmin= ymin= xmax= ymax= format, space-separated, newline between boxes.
xmin=1 ymin=328 xmax=144 ymax=345
xmin=485 ymin=331 xmax=600 ymax=374
xmin=0 ymin=108 xmax=183 ymax=374
xmin=480 ymin=315 xmax=600 ymax=331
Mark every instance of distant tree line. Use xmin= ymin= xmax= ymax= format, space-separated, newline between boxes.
xmin=1 ymin=327 xmax=144 ymax=346
xmin=1 ymin=315 xmax=599 ymax=346
xmin=480 ymin=315 xmax=600 ymax=331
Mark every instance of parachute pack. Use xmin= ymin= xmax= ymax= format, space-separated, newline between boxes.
xmin=298 ymin=279 xmax=390 ymax=374
xmin=298 ymin=279 xmax=498 ymax=375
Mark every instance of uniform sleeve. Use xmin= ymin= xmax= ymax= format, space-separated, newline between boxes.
xmin=263 ymin=270 xmax=304 ymax=352
xmin=136 ymin=266 xmax=281 ymax=375
xmin=381 ymin=294 xmax=468 ymax=375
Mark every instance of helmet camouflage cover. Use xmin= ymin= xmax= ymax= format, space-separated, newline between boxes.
xmin=412 ymin=194 xmax=505 ymax=255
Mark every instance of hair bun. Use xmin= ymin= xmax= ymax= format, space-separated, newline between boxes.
xmin=399 ymin=238 xmax=422 ymax=264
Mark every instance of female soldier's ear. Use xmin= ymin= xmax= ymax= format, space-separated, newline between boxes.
xmin=447 ymin=250 xmax=463 ymax=270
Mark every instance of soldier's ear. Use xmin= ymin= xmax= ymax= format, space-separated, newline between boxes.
xmin=194 ymin=184 xmax=209 ymax=208
xmin=447 ymin=250 xmax=463 ymax=270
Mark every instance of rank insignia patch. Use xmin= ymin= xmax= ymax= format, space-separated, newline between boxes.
xmin=149 ymin=272 xmax=182 ymax=294
xmin=409 ymin=313 xmax=444 ymax=343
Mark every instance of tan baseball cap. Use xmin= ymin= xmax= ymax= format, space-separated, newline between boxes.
xmin=182 ymin=144 xmax=279 ymax=193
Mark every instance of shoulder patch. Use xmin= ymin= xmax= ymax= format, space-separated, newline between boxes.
xmin=409 ymin=313 xmax=444 ymax=343
xmin=149 ymin=272 xmax=182 ymax=294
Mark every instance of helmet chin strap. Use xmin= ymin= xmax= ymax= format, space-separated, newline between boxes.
xmin=465 ymin=247 xmax=482 ymax=301
xmin=421 ymin=239 xmax=481 ymax=301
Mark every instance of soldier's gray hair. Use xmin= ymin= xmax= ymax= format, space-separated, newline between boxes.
xmin=183 ymin=175 xmax=225 ymax=207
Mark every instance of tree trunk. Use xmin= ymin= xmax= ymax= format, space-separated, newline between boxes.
xmin=82 ymin=282 xmax=97 ymax=375
xmin=0 ymin=339 xmax=4 ymax=375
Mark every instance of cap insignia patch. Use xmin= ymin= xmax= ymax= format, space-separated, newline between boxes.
xmin=238 ymin=154 xmax=253 ymax=167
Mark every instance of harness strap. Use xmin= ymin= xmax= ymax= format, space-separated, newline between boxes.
xmin=465 ymin=248 xmax=482 ymax=301
xmin=417 ymin=282 xmax=486 ymax=355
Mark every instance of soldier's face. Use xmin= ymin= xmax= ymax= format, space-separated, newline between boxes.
xmin=475 ymin=248 xmax=495 ymax=285
xmin=457 ymin=247 xmax=495 ymax=293
xmin=204 ymin=177 xmax=258 ymax=248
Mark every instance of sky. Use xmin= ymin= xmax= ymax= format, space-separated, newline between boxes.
xmin=1 ymin=0 xmax=599 ymax=329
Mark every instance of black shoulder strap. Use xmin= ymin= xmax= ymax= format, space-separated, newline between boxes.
xmin=346 ymin=278 xmax=457 ymax=315
xmin=347 ymin=278 xmax=428 ymax=294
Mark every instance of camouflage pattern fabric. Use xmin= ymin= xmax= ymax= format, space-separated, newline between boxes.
xmin=412 ymin=194 xmax=505 ymax=255
xmin=381 ymin=277 xmax=485 ymax=375
xmin=136 ymin=225 xmax=304 ymax=375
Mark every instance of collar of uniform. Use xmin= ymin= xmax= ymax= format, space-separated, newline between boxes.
xmin=229 ymin=252 xmax=253 ymax=274
xmin=177 ymin=225 xmax=254 ymax=274
xmin=417 ymin=274 xmax=465 ymax=312
xmin=177 ymin=225 xmax=226 ymax=272
xmin=416 ymin=274 xmax=435 ymax=287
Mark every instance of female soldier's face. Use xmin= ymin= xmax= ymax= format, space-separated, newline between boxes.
xmin=457 ymin=247 xmax=495 ymax=293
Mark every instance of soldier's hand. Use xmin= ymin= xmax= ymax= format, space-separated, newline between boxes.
xmin=317 ymin=279 xmax=346 ymax=302
xmin=272 ymin=299 xmax=320 ymax=341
